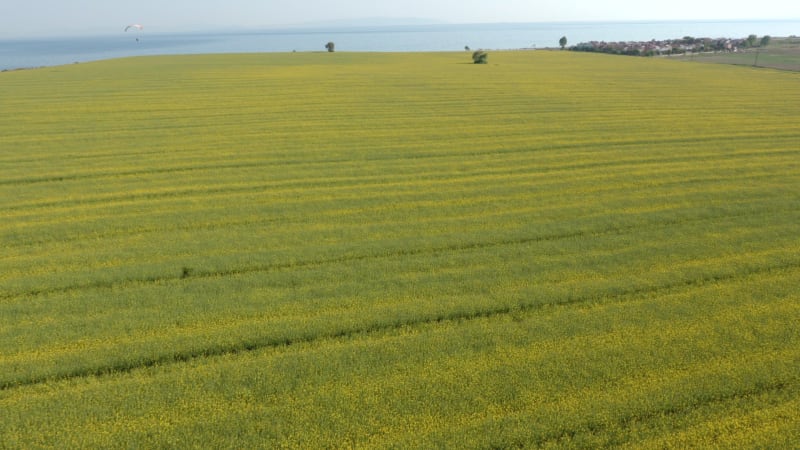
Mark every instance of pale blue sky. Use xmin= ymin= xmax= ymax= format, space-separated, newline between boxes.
xmin=2 ymin=0 xmax=799 ymax=37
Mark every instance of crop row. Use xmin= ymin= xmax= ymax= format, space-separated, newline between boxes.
xmin=2 ymin=209 xmax=797 ymax=389
xmin=2 ymin=265 xmax=797 ymax=446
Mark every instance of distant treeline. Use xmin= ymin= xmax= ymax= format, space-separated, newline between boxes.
xmin=570 ymin=35 xmax=770 ymax=57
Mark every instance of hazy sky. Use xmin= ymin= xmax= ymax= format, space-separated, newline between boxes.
xmin=2 ymin=0 xmax=799 ymax=37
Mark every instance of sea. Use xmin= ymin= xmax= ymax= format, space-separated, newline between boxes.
xmin=2 ymin=20 xmax=799 ymax=71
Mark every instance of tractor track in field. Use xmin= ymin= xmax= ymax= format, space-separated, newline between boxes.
xmin=519 ymin=377 xmax=798 ymax=448
xmin=3 ymin=204 xmax=796 ymax=302
xmin=2 ymin=135 xmax=797 ymax=188
xmin=1 ymin=250 xmax=798 ymax=392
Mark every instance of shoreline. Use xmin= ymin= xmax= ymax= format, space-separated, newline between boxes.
xmin=3 ymin=32 xmax=797 ymax=73
xmin=5 ymin=19 xmax=800 ymax=70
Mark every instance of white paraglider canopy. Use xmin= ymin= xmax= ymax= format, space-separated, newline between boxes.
xmin=124 ymin=24 xmax=143 ymax=32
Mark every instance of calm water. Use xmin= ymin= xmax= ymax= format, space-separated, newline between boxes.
xmin=2 ymin=20 xmax=799 ymax=70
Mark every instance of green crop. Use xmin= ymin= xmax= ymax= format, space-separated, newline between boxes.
xmin=1 ymin=51 xmax=799 ymax=448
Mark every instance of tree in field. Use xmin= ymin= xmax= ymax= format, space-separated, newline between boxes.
xmin=746 ymin=34 xmax=758 ymax=48
xmin=325 ymin=42 xmax=335 ymax=52
xmin=559 ymin=36 xmax=568 ymax=49
xmin=761 ymin=35 xmax=771 ymax=47
xmin=472 ymin=50 xmax=488 ymax=64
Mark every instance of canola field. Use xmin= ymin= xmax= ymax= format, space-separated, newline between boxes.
xmin=1 ymin=51 xmax=799 ymax=448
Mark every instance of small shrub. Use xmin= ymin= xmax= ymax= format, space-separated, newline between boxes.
xmin=472 ymin=50 xmax=488 ymax=64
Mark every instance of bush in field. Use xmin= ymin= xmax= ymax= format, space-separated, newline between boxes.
xmin=472 ymin=50 xmax=488 ymax=64
xmin=325 ymin=42 xmax=335 ymax=52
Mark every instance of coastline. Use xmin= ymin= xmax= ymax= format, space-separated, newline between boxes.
xmin=3 ymin=20 xmax=799 ymax=71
